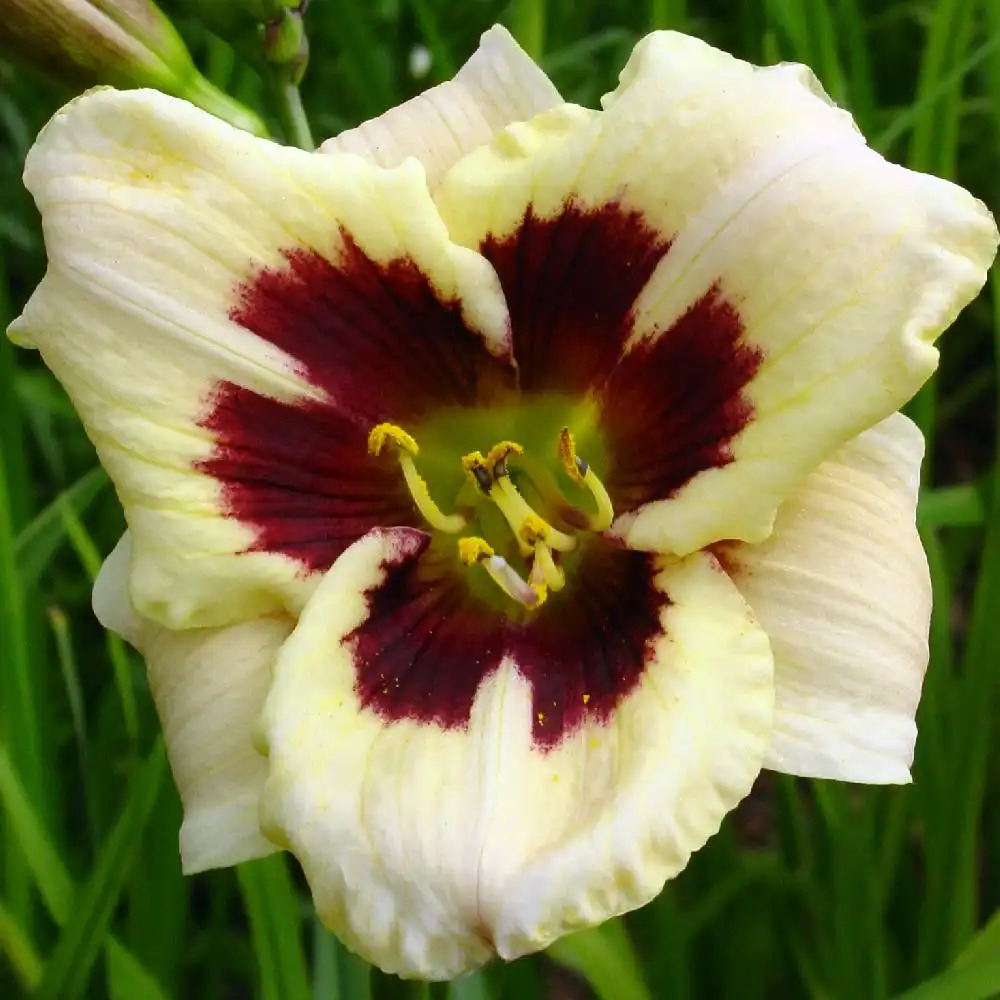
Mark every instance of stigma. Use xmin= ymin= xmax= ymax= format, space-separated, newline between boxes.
xmin=368 ymin=422 xmax=615 ymax=611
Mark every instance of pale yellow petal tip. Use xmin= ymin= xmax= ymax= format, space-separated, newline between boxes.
xmin=319 ymin=22 xmax=561 ymax=182
xmin=179 ymin=800 xmax=280 ymax=874
xmin=602 ymin=30 xmax=739 ymax=110
xmin=92 ymin=532 xmax=145 ymax=648
xmin=25 ymin=86 xmax=164 ymax=185
xmin=5 ymin=314 xmax=36 ymax=349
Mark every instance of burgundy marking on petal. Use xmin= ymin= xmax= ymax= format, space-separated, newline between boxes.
xmin=199 ymin=233 xmax=513 ymax=572
xmin=346 ymin=534 xmax=666 ymax=748
xmin=200 ymin=389 xmax=417 ymax=573
xmin=480 ymin=204 xmax=671 ymax=393
xmin=601 ymin=285 xmax=762 ymax=512
xmin=230 ymin=232 xmax=514 ymax=425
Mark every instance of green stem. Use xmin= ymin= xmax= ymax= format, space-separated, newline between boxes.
xmin=273 ymin=77 xmax=314 ymax=150
xmin=182 ymin=73 xmax=270 ymax=137
xmin=513 ymin=0 xmax=546 ymax=60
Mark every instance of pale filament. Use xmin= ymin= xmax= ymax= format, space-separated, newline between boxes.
xmin=367 ymin=423 xmax=467 ymax=534
xmin=557 ymin=427 xmax=615 ymax=531
xmin=370 ymin=423 xmax=616 ymax=611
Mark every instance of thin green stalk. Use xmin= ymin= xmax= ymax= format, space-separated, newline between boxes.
xmin=512 ymin=0 xmax=546 ymax=60
xmin=649 ymin=0 xmax=686 ymax=29
xmin=0 ymin=897 xmax=42 ymax=991
xmin=61 ymin=506 xmax=139 ymax=743
xmin=274 ymin=79 xmax=315 ymax=150
xmin=0 ymin=283 xmax=45 ymax=924
xmin=47 ymin=605 xmax=97 ymax=851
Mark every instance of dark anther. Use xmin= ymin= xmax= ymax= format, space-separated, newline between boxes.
xmin=472 ymin=465 xmax=493 ymax=494
xmin=493 ymin=458 xmax=509 ymax=479
xmin=575 ymin=455 xmax=590 ymax=477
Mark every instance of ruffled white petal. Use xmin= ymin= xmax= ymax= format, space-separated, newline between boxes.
xmin=11 ymin=86 xmax=509 ymax=630
xmin=320 ymin=26 xmax=561 ymax=186
xmin=434 ymin=31 xmax=997 ymax=555
xmin=144 ymin=617 xmax=290 ymax=871
xmin=725 ymin=413 xmax=930 ymax=783
xmin=259 ymin=528 xmax=773 ymax=978
xmin=92 ymin=531 xmax=143 ymax=647
xmin=94 ymin=532 xmax=288 ymax=869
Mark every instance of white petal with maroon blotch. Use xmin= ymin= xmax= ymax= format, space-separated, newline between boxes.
xmin=321 ymin=25 xmax=562 ymax=186
xmin=94 ymin=533 xmax=286 ymax=870
xmin=724 ymin=413 xmax=930 ymax=783
xmin=434 ymin=31 xmax=996 ymax=556
xmin=259 ymin=528 xmax=773 ymax=979
xmin=9 ymin=87 xmax=511 ymax=630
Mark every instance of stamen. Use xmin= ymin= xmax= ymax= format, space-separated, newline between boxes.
xmin=458 ymin=536 xmax=545 ymax=608
xmin=368 ymin=422 xmax=419 ymax=457
xmin=531 ymin=541 xmax=565 ymax=592
xmin=557 ymin=427 xmax=615 ymax=531
xmin=484 ymin=440 xmax=524 ymax=478
xmin=495 ymin=474 xmax=577 ymax=553
xmin=463 ymin=444 xmax=578 ymax=558
xmin=368 ymin=422 xmax=467 ymax=534
xmin=461 ymin=451 xmax=495 ymax=496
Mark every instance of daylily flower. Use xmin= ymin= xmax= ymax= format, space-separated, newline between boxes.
xmin=9 ymin=25 xmax=998 ymax=980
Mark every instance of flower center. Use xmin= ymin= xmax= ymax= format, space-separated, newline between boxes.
xmin=367 ymin=420 xmax=615 ymax=611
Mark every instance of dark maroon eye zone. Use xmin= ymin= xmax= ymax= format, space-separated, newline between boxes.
xmin=198 ymin=229 xmax=516 ymax=572
xmin=196 ymin=203 xmax=758 ymax=745
xmin=346 ymin=529 xmax=667 ymax=748
xmin=480 ymin=203 xmax=672 ymax=396
xmin=480 ymin=204 xmax=760 ymax=512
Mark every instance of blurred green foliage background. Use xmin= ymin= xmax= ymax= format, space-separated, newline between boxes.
xmin=2 ymin=0 xmax=1000 ymax=997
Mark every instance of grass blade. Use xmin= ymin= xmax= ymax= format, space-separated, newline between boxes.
xmin=892 ymin=954 xmax=1000 ymax=1000
xmin=13 ymin=466 xmax=108 ymax=585
xmin=105 ymin=938 xmax=172 ymax=1000
xmin=34 ymin=740 xmax=167 ymax=1000
xmin=0 ymin=737 xmax=74 ymax=923
xmin=547 ymin=920 xmax=652 ymax=1000
xmin=238 ymin=855 xmax=312 ymax=1000
xmin=0 ymin=897 xmax=43 ymax=991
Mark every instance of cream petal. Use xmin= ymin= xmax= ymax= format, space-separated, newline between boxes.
xmin=92 ymin=531 xmax=143 ymax=648
xmin=10 ymin=87 xmax=511 ymax=630
xmin=724 ymin=413 xmax=930 ymax=783
xmin=143 ymin=617 xmax=292 ymax=871
xmin=320 ymin=25 xmax=562 ymax=186
xmin=93 ymin=533 xmax=289 ymax=869
xmin=259 ymin=528 xmax=773 ymax=978
xmin=434 ymin=31 xmax=996 ymax=556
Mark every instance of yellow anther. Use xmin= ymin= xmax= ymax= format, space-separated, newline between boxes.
xmin=368 ymin=422 xmax=418 ymax=457
xmin=460 ymin=536 xmax=545 ymax=609
xmin=461 ymin=451 xmax=494 ymax=495
xmin=484 ymin=440 xmax=524 ymax=475
xmin=461 ymin=451 xmax=486 ymax=472
xmin=458 ymin=536 xmax=495 ymax=565
xmin=557 ymin=426 xmax=615 ymax=532
xmin=518 ymin=512 xmax=550 ymax=546
xmin=557 ymin=427 xmax=585 ymax=484
xmin=465 ymin=439 xmax=578 ymax=557
xmin=369 ymin=422 xmax=466 ymax=534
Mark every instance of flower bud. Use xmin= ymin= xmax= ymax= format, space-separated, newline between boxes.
xmin=0 ymin=0 xmax=266 ymax=135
